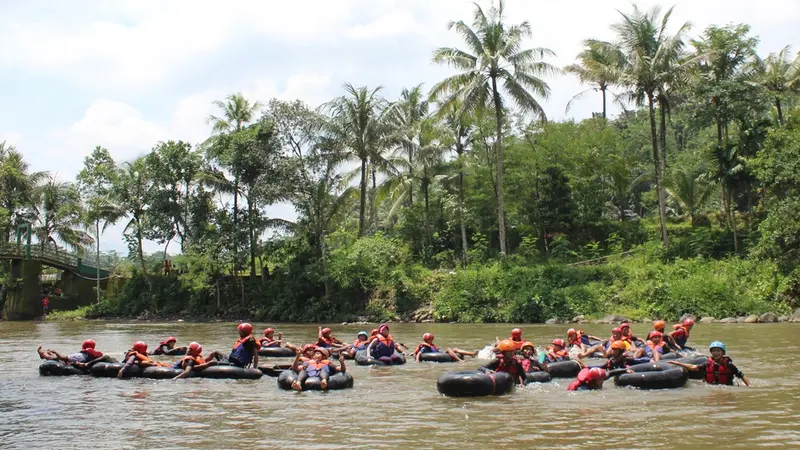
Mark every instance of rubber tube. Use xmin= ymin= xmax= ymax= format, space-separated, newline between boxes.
xmin=258 ymin=364 xmax=292 ymax=377
xmin=436 ymin=370 xmax=514 ymax=397
xmin=354 ymin=350 xmax=406 ymax=366
xmin=196 ymin=365 xmax=263 ymax=380
xmin=38 ymin=361 xmax=87 ymax=376
xmin=524 ymin=371 xmax=552 ymax=384
xmin=142 ymin=366 xmax=184 ymax=379
xmin=91 ymin=362 xmax=142 ymax=378
xmin=614 ymin=367 xmax=688 ymax=389
xmin=257 ymin=347 xmax=297 ymax=358
xmin=418 ymin=352 xmax=456 ymax=363
xmin=545 ymin=360 xmax=582 ymax=378
xmin=276 ymin=370 xmax=354 ymax=391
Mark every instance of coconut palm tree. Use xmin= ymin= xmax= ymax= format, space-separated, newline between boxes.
xmin=610 ymin=5 xmax=691 ymax=248
xmin=565 ymin=39 xmax=627 ymax=118
xmin=430 ymin=0 xmax=558 ymax=256
xmin=325 ymin=83 xmax=389 ymax=236
xmin=0 ymin=142 xmax=47 ymax=242
xmin=385 ymin=85 xmax=429 ymax=207
xmin=666 ymin=165 xmax=714 ymax=226
xmin=31 ymin=176 xmax=93 ymax=252
xmin=116 ymin=159 xmax=150 ymax=274
xmin=439 ymin=100 xmax=473 ymax=265
xmin=749 ymin=46 xmax=800 ymax=125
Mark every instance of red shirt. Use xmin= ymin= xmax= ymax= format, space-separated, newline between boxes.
xmin=42 ymin=297 xmax=50 ymax=306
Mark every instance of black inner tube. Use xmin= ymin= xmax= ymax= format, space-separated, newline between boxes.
xmin=39 ymin=361 xmax=87 ymax=376
xmin=546 ymin=360 xmax=582 ymax=378
xmin=354 ymin=350 xmax=406 ymax=366
xmin=615 ymin=366 xmax=688 ymax=389
xmin=418 ymin=352 xmax=456 ymax=363
xmin=277 ymin=370 xmax=354 ymax=391
xmin=258 ymin=347 xmax=297 ymax=358
xmin=524 ymin=371 xmax=552 ymax=384
xmin=437 ymin=370 xmax=514 ymax=397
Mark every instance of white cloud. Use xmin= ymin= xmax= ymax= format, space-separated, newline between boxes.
xmin=0 ymin=132 xmax=24 ymax=149
xmin=347 ymin=11 xmax=421 ymax=39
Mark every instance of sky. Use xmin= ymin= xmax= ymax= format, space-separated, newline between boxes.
xmin=0 ymin=0 xmax=797 ymax=254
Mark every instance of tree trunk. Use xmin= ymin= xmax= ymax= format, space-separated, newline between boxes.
xmin=135 ymin=218 xmax=148 ymax=275
xmin=96 ymin=219 xmax=100 ymax=304
xmin=232 ymin=175 xmax=239 ymax=273
xmin=647 ymin=93 xmax=669 ymax=248
xmin=320 ymin=231 xmax=332 ymax=301
xmin=358 ymin=158 xmax=367 ymax=236
xmin=491 ymin=76 xmax=507 ymax=257
xmin=247 ymin=196 xmax=256 ymax=278
xmin=659 ymin=104 xmax=668 ymax=175
xmin=776 ymin=98 xmax=784 ymax=125
xmin=601 ymin=87 xmax=607 ymax=119
xmin=457 ymin=144 xmax=469 ymax=267
xmin=728 ymin=186 xmax=739 ymax=253
xmin=423 ymin=172 xmax=431 ymax=240
xmin=408 ymin=146 xmax=414 ymax=206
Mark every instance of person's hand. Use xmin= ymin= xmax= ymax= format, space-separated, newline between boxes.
xmin=339 ymin=354 xmax=345 ymax=363
xmin=626 ymin=369 xmax=634 ymax=374
xmin=278 ymin=332 xmax=283 ymax=339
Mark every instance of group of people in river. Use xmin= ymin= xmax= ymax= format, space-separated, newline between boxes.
xmin=37 ymin=318 xmax=750 ymax=391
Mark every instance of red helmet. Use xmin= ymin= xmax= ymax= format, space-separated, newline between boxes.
xmin=164 ymin=336 xmax=177 ymax=344
xmin=511 ymin=328 xmax=522 ymax=339
xmin=648 ymin=331 xmax=663 ymax=340
xmin=321 ymin=328 xmax=332 ymax=335
xmin=552 ymin=339 xmax=566 ymax=348
xmin=188 ymin=342 xmax=202 ymax=356
xmin=370 ymin=329 xmax=378 ymax=336
xmin=301 ymin=344 xmax=316 ymax=353
xmin=82 ymin=339 xmax=96 ymax=350
xmin=238 ymin=323 xmax=253 ymax=335
xmin=315 ymin=347 xmax=330 ymax=358
xmin=611 ymin=327 xmax=622 ymax=334
xmin=587 ymin=367 xmax=606 ymax=381
xmin=423 ymin=333 xmax=434 ymax=342
xmin=567 ymin=328 xmax=577 ymax=335
xmin=683 ymin=319 xmax=695 ymax=327
xmin=264 ymin=328 xmax=275 ymax=336
xmin=620 ymin=322 xmax=630 ymax=329
xmin=133 ymin=341 xmax=148 ymax=354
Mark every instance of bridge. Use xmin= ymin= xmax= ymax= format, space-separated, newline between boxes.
xmin=1 ymin=227 xmax=113 ymax=320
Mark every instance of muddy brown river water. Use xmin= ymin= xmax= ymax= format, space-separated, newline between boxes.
xmin=1 ymin=321 xmax=798 ymax=449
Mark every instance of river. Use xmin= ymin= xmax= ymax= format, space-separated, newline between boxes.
xmin=1 ymin=321 xmax=798 ymax=449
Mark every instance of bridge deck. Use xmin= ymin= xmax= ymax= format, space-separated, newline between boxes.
xmin=0 ymin=243 xmax=111 ymax=278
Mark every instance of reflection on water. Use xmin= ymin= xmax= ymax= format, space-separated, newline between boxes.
xmin=1 ymin=321 xmax=799 ymax=448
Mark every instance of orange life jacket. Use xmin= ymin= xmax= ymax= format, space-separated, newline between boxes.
xmin=305 ymin=359 xmax=332 ymax=371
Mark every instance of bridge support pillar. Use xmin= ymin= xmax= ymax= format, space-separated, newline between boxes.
xmin=2 ymin=259 xmax=42 ymax=320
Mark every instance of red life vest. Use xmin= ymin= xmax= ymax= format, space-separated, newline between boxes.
xmin=568 ymin=333 xmax=583 ymax=347
xmin=646 ymin=340 xmax=665 ymax=352
xmin=376 ymin=334 xmax=394 ymax=348
xmin=496 ymin=356 xmax=521 ymax=380
xmin=318 ymin=335 xmax=334 ymax=346
xmin=179 ymin=354 xmax=205 ymax=366
xmin=567 ymin=379 xmax=582 ymax=391
xmin=704 ymin=356 xmax=734 ymax=385
xmin=305 ymin=359 xmax=331 ymax=371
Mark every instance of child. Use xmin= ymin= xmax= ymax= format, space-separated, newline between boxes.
xmin=480 ymin=340 xmax=526 ymax=385
xmin=290 ymin=348 xmax=346 ymax=391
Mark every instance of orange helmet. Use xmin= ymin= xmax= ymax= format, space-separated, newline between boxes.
xmin=653 ymin=320 xmax=666 ymax=331
xmin=610 ymin=341 xmax=627 ymax=351
xmin=498 ymin=339 xmax=516 ymax=352
xmin=521 ymin=341 xmax=535 ymax=350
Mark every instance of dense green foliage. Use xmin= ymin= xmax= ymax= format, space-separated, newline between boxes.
xmin=3 ymin=1 xmax=800 ymax=321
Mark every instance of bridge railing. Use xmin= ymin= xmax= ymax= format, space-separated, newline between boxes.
xmin=0 ymin=242 xmax=79 ymax=270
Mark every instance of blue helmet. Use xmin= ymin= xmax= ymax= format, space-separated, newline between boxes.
xmin=357 ymin=330 xmax=368 ymax=337
xmin=709 ymin=341 xmax=726 ymax=354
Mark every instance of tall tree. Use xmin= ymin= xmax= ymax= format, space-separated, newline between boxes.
xmin=325 ymin=84 xmax=388 ymax=236
xmin=116 ymin=159 xmax=150 ymax=274
xmin=439 ymin=101 xmax=473 ymax=265
xmin=749 ymin=46 xmax=800 ymax=125
xmin=77 ymin=146 xmax=124 ymax=302
xmin=31 ymin=176 xmax=93 ymax=252
xmin=611 ymin=5 xmax=691 ymax=248
xmin=431 ymin=0 xmax=557 ymax=256
xmin=386 ymin=85 xmax=429 ymax=207
xmin=207 ymin=93 xmax=263 ymax=272
xmin=0 ymin=142 xmax=47 ymax=242
xmin=565 ymin=39 xmax=627 ymax=118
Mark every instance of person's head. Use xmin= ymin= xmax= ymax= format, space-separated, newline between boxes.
xmin=653 ymin=320 xmax=666 ymax=332
xmin=238 ymin=322 xmax=253 ymax=338
xmin=82 ymin=339 xmax=96 ymax=350
xmin=264 ymin=328 xmax=275 ymax=338
xmin=357 ymin=330 xmax=368 ymax=342
xmin=521 ymin=341 xmax=536 ymax=357
xmin=163 ymin=336 xmax=177 ymax=348
xmin=611 ymin=327 xmax=622 ymax=339
xmin=321 ymin=327 xmax=332 ymax=337
xmin=313 ymin=348 xmax=329 ymax=362
xmin=709 ymin=341 xmax=726 ymax=360
xmin=648 ymin=331 xmax=663 ymax=343
xmin=620 ymin=323 xmax=631 ymax=335
xmin=301 ymin=344 xmax=316 ymax=358
xmin=378 ymin=324 xmax=390 ymax=337
xmin=133 ymin=341 xmax=148 ymax=354
xmin=188 ymin=342 xmax=203 ymax=356
xmin=587 ymin=367 xmax=606 ymax=388
xmin=552 ymin=339 xmax=566 ymax=351
xmin=498 ymin=339 xmax=516 ymax=359
xmin=370 ymin=329 xmax=379 ymax=337
xmin=610 ymin=340 xmax=627 ymax=357
xmin=511 ymin=328 xmax=522 ymax=341
xmin=567 ymin=328 xmax=577 ymax=340
xmin=683 ymin=318 xmax=695 ymax=330
xmin=423 ymin=333 xmax=434 ymax=343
